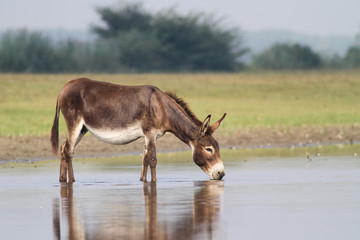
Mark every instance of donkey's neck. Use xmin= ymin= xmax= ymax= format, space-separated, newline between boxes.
xmin=166 ymin=103 xmax=200 ymax=146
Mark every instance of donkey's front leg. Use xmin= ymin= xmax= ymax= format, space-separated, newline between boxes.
xmin=140 ymin=136 xmax=157 ymax=182
xmin=140 ymin=144 xmax=148 ymax=182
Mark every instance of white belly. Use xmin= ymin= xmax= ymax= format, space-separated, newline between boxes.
xmin=85 ymin=122 xmax=144 ymax=145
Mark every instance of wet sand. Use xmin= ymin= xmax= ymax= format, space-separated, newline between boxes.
xmin=0 ymin=155 xmax=359 ymax=240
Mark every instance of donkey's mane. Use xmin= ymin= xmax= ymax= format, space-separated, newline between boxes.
xmin=165 ymin=92 xmax=202 ymax=126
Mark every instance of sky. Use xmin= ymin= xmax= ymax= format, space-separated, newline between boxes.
xmin=0 ymin=0 xmax=359 ymax=36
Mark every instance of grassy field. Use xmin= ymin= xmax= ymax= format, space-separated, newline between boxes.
xmin=1 ymin=71 xmax=360 ymax=136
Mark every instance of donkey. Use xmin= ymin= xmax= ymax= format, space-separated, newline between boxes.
xmin=51 ymin=78 xmax=226 ymax=182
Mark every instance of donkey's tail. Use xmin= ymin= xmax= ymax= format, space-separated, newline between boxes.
xmin=51 ymin=97 xmax=60 ymax=155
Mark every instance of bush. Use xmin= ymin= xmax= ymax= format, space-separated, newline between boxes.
xmin=253 ymin=43 xmax=321 ymax=70
xmin=344 ymin=46 xmax=360 ymax=68
xmin=0 ymin=30 xmax=61 ymax=72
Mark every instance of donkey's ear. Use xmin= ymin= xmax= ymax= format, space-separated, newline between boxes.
xmin=208 ymin=113 xmax=227 ymax=134
xmin=199 ymin=114 xmax=211 ymax=137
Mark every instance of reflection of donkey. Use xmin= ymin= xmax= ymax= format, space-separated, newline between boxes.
xmin=53 ymin=181 xmax=224 ymax=240
xmin=51 ymin=78 xmax=226 ymax=182
xmin=53 ymin=184 xmax=85 ymax=240
xmin=143 ymin=181 xmax=224 ymax=240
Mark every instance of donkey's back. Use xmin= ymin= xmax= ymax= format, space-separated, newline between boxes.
xmin=58 ymin=78 xmax=163 ymax=129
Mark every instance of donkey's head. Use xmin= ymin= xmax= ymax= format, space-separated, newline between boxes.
xmin=191 ymin=113 xmax=226 ymax=180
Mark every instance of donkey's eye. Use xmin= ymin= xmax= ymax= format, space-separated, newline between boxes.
xmin=205 ymin=147 xmax=213 ymax=153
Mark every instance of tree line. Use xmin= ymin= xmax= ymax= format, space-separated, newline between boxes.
xmin=0 ymin=2 xmax=359 ymax=73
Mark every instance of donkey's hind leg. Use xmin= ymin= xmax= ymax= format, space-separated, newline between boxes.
xmin=59 ymin=142 xmax=68 ymax=182
xmin=59 ymin=122 xmax=87 ymax=182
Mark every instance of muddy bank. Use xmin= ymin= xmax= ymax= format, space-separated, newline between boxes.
xmin=1 ymin=125 xmax=360 ymax=161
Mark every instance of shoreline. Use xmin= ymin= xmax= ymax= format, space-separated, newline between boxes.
xmin=1 ymin=125 xmax=360 ymax=163
xmin=1 ymin=140 xmax=358 ymax=165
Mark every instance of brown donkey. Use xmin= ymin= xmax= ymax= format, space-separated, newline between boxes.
xmin=51 ymin=78 xmax=226 ymax=182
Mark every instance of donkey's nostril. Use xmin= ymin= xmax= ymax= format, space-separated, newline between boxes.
xmin=212 ymin=170 xmax=225 ymax=180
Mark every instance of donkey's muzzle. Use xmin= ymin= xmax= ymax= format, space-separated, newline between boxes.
xmin=210 ymin=161 xmax=225 ymax=180
xmin=212 ymin=170 xmax=225 ymax=180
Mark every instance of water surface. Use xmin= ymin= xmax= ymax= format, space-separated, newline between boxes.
xmin=0 ymin=155 xmax=359 ymax=240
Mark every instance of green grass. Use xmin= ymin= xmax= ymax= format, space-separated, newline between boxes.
xmin=1 ymin=71 xmax=360 ymax=136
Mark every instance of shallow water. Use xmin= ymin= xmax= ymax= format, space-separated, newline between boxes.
xmin=0 ymin=155 xmax=359 ymax=240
